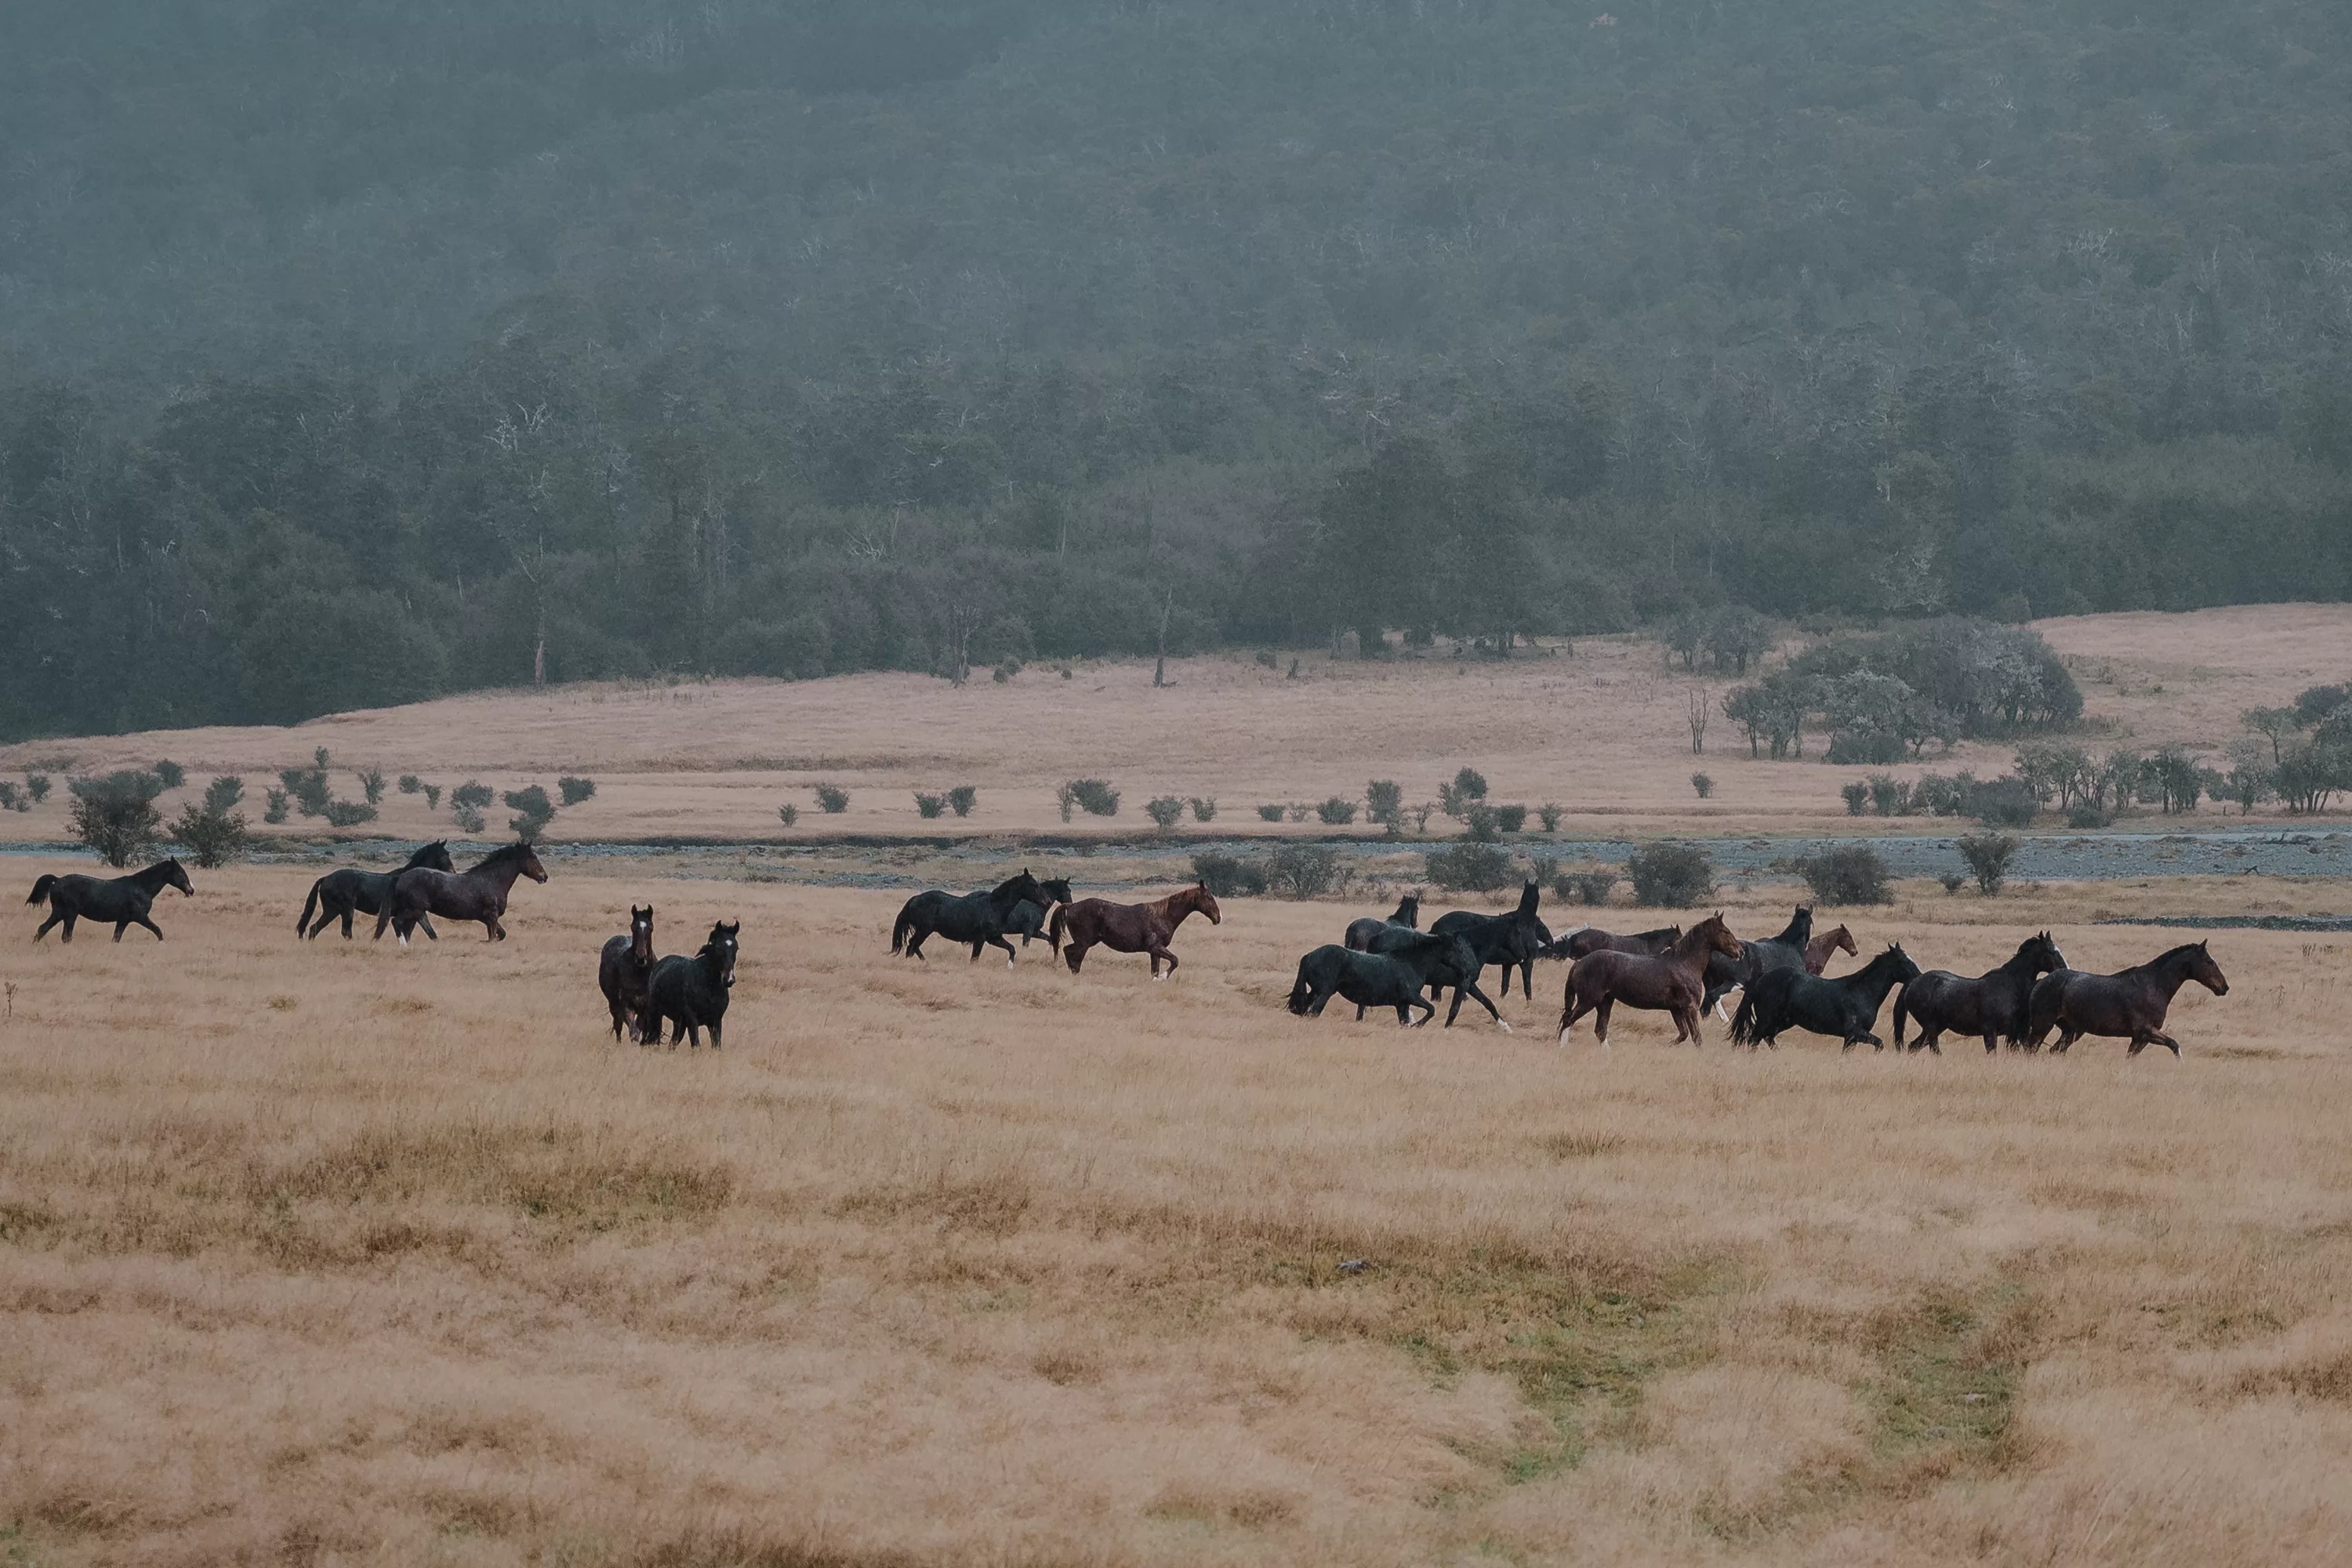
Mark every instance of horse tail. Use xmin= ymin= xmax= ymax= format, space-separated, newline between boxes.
xmin=1046 ymin=902 xmax=1069 ymax=956
xmin=298 ymin=879 xmax=322 ymax=935
xmin=1729 ymin=988 xmax=1759 ymax=1045
xmin=890 ymin=901 xmax=917 ymax=956
xmin=27 ymin=874 xmax=56 ymax=905
xmin=1891 ymin=989 xmax=1911 ymax=1049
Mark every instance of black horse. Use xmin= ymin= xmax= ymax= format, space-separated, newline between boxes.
xmin=1287 ymin=945 xmax=1436 ymax=1026
xmin=1702 ymin=906 xmax=1814 ymax=1018
xmin=644 ymin=920 xmax=739 ymax=1050
xmin=1430 ymin=881 xmax=1553 ymax=1001
xmin=1895 ymin=933 xmax=2069 ymax=1054
xmin=28 ymin=858 xmax=194 ymax=943
xmin=1343 ymin=892 xmax=1421 ymax=952
xmin=297 ymin=840 xmax=455 ymax=939
xmin=372 ymin=840 xmax=549 ymax=943
xmin=1730 ymin=944 xmax=1922 ymax=1051
xmin=890 ymin=869 xmax=1048 ymax=965
xmin=1361 ymin=924 xmax=1508 ymax=1029
xmin=1003 ymin=877 xmax=1075 ymax=947
xmin=599 ymin=905 xmax=657 ymax=1042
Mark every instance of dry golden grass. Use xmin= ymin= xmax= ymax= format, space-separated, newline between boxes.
xmin=4 ymin=604 xmax=2347 ymax=844
xmin=6 ymin=862 xmax=2352 ymax=1564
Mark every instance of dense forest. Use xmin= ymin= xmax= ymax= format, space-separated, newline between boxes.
xmin=3 ymin=0 xmax=2350 ymax=738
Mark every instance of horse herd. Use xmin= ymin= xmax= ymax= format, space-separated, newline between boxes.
xmin=25 ymin=852 xmax=2231 ymax=1058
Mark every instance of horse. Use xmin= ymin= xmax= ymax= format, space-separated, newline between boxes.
xmin=1557 ymin=924 xmax=1680 ymax=961
xmin=1558 ymin=915 xmax=1745 ymax=1048
xmin=296 ymin=840 xmax=454 ymax=939
xmin=1050 ymin=883 xmax=1221 ymax=978
xmin=1344 ymin=892 xmax=1421 ymax=952
xmin=1003 ymin=877 xmax=1075 ymax=947
xmin=643 ymin=920 xmax=739 ymax=1050
xmin=890 ymin=869 xmax=1048 ymax=966
xmin=598 ymin=906 xmax=657 ymax=1042
xmin=1730 ymin=944 xmax=1922 ymax=1051
xmin=28 ymin=858 xmax=194 ymax=943
xmin=2027 ymin=942 xmax=2228 ymax=1057
xmin=1430 ymin=881 xmax=1554 ymax=1000
xmin=1701 ymin=906 xmax=1814 ymax=1018
xmin=1893 ymin=933 xmax=2068 ymax=1054
xmin=1287 ymin=945 xmax=1437 ymax=1026
xmin=372 ymin=840 xmax=548 ymax=943
xmin=1804 ymin=924 xmax=1859 ymax=975
xmin=1360 ymin=924 xmax=1506 ymax=1029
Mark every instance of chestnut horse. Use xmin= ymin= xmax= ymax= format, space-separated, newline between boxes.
xmin=1803 ymin=924 xmax=1858 ymax=975
xmin=1049 ymin=883 xmax=1221 ymax=978
xmin=2027 ymin=942 xmax=2228 ymax=1057
xmin=1558 ymin=914 xmax=1744 ymax=1048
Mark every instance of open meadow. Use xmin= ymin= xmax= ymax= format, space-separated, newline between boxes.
xmin=6 ymin=862 xmax=2352 ymax=1566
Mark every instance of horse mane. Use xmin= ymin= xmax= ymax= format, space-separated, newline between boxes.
xmin=1145 ymin=884 xmax=1210 ymax=916
xmin=986 ymin=870 xmax=1040 ymax=899
xmin=2147 ymin=941 xmax=2212 ymax=969
xmin=467 ymin=841 xmax=538 ymax=873
xmin=403 ymin=840 xmax=446 ymax=869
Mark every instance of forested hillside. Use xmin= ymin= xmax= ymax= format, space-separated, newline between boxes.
xmin=4 ymin=0 xmax=2350 ymax=737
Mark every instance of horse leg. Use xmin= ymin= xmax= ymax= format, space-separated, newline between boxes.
xmin=1451 ymin=979 xmax=1508 ymax=1032
xmin=1592 ymin=998 xmax=1613 ymax=1049
xmin=2154 ymin=1031 xmax=2181 ymax=1057
xmin=708 ymin=1018 xmax=722 ymax=1051
xmin=132 ymin=914 xmax=164 ymax=941
xmin=985 ymin=933 xmax=1017 ymax=968
xmin=337 ymin=905 xmax=355 ymax=939
xmin=1063 ymin=941 xmax=1087 ymax=975
xmin=112 ymin=920 xmax=127 ymax=942
xmin=1408 ymin=993 xmax=1435 ymax=1026
xmin=60 ymin=913 xmax=77 ymax=943
xmin=1558 ymin=993 xmax=1591 ymax=1045
xmin=1154 ymin=945 xmax=1178 ymax=980
xmin=33 ymin=909 xmax=60 ymax=942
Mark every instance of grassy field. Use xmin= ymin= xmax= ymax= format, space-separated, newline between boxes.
xmin=5 ymin=862 xmax=2351 ymax=1566
xmin=3 ymin=603 xmax=2347 ymax=844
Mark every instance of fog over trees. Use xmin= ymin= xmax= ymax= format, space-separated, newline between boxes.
xmin=2 ymin=1 xmax=2348 ymax=737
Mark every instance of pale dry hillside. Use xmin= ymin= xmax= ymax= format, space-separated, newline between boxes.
xmin=5 ymin=865 xmax=2351 ymax=1565
xmin=2 ymin=604 xmax=2346 ymax=844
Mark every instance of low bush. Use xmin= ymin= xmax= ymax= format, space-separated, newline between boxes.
xmin=503 ymin=785 xmax=554 ymax=840
xmin=1939 ymin=871 xmax=1968 ymax=895
xmin=358 ymin=767 xmax=387 ymax=804
xmin=1842 ymin=781 xmax=1869 ymax=816
xmin=1537 ymin=802 xmax=1563 ymax=832
xmin=1798 ymin=844 xmax=1891 ymax=905
xmin=1910 ymin=773 xmax=1973 ymax=817
xmin=1494 ymin=804 xmax=1528 ymax=833
xmin=202 ymin=777 xmax=244 ymax=815
xmin=559 ymin=776 xmax=597 ymax=806
xmin=1268 ymin=844 xmax=1343 ymax=899
xmin=915 ymin=792 xmax=948 ymax=819
xmin=452 ymin=779 xmax=495 ymax=811
xmin=321 ymin=800 xmax=378 ymax=829
xmin=1256 ymin=803 xmax=1286 ymax=822
xmin=1561 ymin=869 xmax=1617 ymax=905
xmin=1188 ymin=796 xmax=1216 ymax=822
xmin=1461 ymin=804 xmax=1500 ymax=843
xmin=171 ymin=800 xmax=249 ymax=867
xmin=1437 ymin=767 xmax=1489 ymax=816
xmin=1316 ymin=796 xmax=1358 ymax=825
xmin=263 ymin=788 xmax=290 ymax=824
xmin=1146 ymin=795 xmax=1185 ymax=828
xmin=397 ymin=774 xmax=423 ymax=794
xmin=0 ymin=782 xmax=20 ymax=811
xmin=2066 ymin=802 xmax=2113 ymax=829
xmin=1957 ymin=833 xmax=2019 ymax=895
xmin=154 ymin=760 xmax=186 ymax=790
xmin=1065 ymin=779 xmax=1120 ymax=818
xmin=948 ymin=786 xmax=978 ymax=818
xmin=422 ymin=782 xmax=442 ymax=810
xmin=1425 ymin=840 xmax=1512 ymax=892
xmin=280 ymin=763 xmax=332 ymax=818
xmin=26 ymin=774 xmax=51 ymax=803
xmin=778 ymin=804 xmax=800 ymax=826
xmin=1825 ymin=730 xmax=1907 ymax=766
xmin=1969 ymin=777 xmax=2039 ymax=828
xmin=1689 ymin=774 xmax=1713 ymax=800
xmin=1628 ymin=843 xmax=1713 ymax=907
xmin=815 ymin=783 xmax=850 ymax=813
xmin=1869 ymin=775 xmax=1911 ymax=816
xmin=1191 ymin=851 xmax=1269 ymax=897
xmin=453 ymin=804 xmax=485 ymax=833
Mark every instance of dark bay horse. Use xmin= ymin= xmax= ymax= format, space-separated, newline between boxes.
xmin=1287 ymin=945 xmax=1437 ymax=1026
xmin=1558 ymin=924 xmax=1680 ymax=960
xmin=1804 ymin=924 xmax=1859 ymax=975
xmin=1051 ymin=883 xmax=1221 ymax=978
xmin=1361 ymin=924 xmax=1505 ymax=1028
xmin=1559 ymin=915 xmax=1744 ymax=1048
xmin=372 ymin=841 xmax=548 ymax=943
xmin=1431 ymin=881 xmax=1553 ymax=1000
xmin=1730 ymin=945 xmax=1922 ymax=1051
xmin=599 ymin=905 xmax=657 ymax=1042
xmin=1004 ymin=877 xmax=1075 ymax=947
xmin=28 ymin=858 xmax=194 ymax=943
xmin=644 ymin=920 xmax=739 ymax=1050
xmin=297 ymin=840 xmax=454 ymax=939
xmin=1702 ymin=906 xmax=1813 ymax=1018
xmin=2027 ymin=942 xmax=2228 ymax=1057
xmin=890 ymin=869 xmax=1048 ymax=965
xmin=1894 ymin=933 xmax=2068 ymax=1054
xmin=1344 ymin=892 xmax=1421 ymax=952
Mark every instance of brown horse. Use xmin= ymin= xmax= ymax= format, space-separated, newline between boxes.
xmin=2027 ymin=942 xmax=2228 ymax=1057
xmin=1557 ymin=924 xmax=1680 ymax=960
xmin=372 ymin=840 xmax=548 ymax=943
xmin=1803 ymin=924 xmax=1858 ymax=975
xmin=1049 ymin=883 xmax=1221 ymax=978
xmin=1894 ymin=932 xmax=2067 ymax=1054
xmin=1558 ymin=915 xmax=1744 ymax=1048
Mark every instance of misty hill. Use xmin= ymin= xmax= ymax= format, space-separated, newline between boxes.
xmin=3 ymin=0 xmax=2350 ymax=738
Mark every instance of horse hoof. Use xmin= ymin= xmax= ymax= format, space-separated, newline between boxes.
xmin=1498 ymin=1021 xmax=1513 ymax=1034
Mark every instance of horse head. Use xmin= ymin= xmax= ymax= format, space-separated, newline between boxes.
xmin=1824 ymin=924 xmax=1858 ymax=960
xmin=630 ymin=906 xmax=655 ymax=965
xmin=2020 ymin=931 xmax=2068 ymax=975
xmin=2187 ymin=939 xmax=2227 ymax=996
xmin=1185 ymin=882 xmax=1222 ymax=925
xmin=1039 ymin=878 xmax=1074 ymax=906
xmin=162 ymin=858 xmax=194 ymax=896
xmin=408 ymin=840 xmax=456 ymax=873
xmin=516 ymin=843 xmax=550 ymax=883
xmin=998 ymin=868 xmax=1047 ymax=907
xmin=1686 ymin=913 xmax=1744 ymax=963
xmin=704 ymin=920 xmax=740 ymax=988
xmin=1515 ymin=880 xmax=1540 ymax=916
xmin=1879 ymin=942 xmax=1922 ymax=986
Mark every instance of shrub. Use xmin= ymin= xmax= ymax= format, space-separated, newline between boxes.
xmin=503 ymin=785 xmax=555 ymax=840
xmin=1561 ymin=869 xmax=1617 ymax=906
xmin=1267 ymin=844 xmax=1342 ymax=899
xmin=1494 ymin=803 xmax=1528 ymax=833
xmin=422 ymin=783 xmax=441 ymax=810
xmin=264 ymin=788 xmax=290 ymax=824
xmin=453 ymin=805 xmax=485 ymax=834
xmin=1537 ymin=802 xmax=1563 ymax=832
xmin=280 ymin=764 xmax=332 ymax=818
xmin=1868 ymin=775 xmax=1911 ymax=816
xmin=0 ymin=782 xmax=19 ymax=811
xmin=1191 ymin=851 xmax=1269 ymax=897
xmin=1825 ymin=729 xmax=1907 ymax=765
xmin=452 ymin=779 xmax=495 ymax=811
xmin=2066 ymin=802 xmax=2112 ymax=829
xmin=1969 ymin=776 xmax=2039 ymax=827
xmin=1939 ymin=871 xmax=1968 ymax=895
xmin=1065 ymin=779 xmax=1120 ymax=817
xmin=1798 ymin=844 xmax=1890 ymax=906
xmin=1187 ymin=796 xmax=1215 ymax=822
xmin=915 ymin=792 xmax=948 ymax=819
xmin=559 ymin=776 xmax=597 ymax=806
xmin=1146 ymin=795 xmax=1185 ymax=828
xmin=321 ymin=800 xmax=377 ymax=829
xmin=815 ymin=783 xmax=850 ymax=813
xmin=1256 ymin=803 xmax=1286 ymax=822
xmin=949 ymin=786 xmax=978 ymax=818
xmin=1425 ymin=841 xmax=1512 ymax=892
xmin=1628 ymin=843 xmax=1713 ymax=907
xmin=397 ymin=774 xmax=423 ymax=794
xmin=1690 ymin=774 xmax=1713 ymax=800
xmin=67 ymin=771 xmax=165 ymax=866
xmin=202 ymin=776 xmax=245 ymax=815
xmin=170 ymin=801 xmax=249 ymax=867
xmin=358 ymin=767 xmax=387 ymax=805
xmin=1438 ymin=767 xmax=1489 ymax=815
xmin=1842 ymin=781 xmax=1869 ymax=816
xmin=1461 ymin=804 xmax=1500 ymax=843
xmin=1366 ymin=779 xmax=1403 ymax=826
xmin=1957 ymin=833 xmax=2019 ymax=896
xmin=153 ymin=760 xmax=186 ymax=790
xmin=1316 ymin=796 xmax=1359 ymax=825
xmin=26 ymin=774 xmax=51 ymax=803
xmin=779 ymin=804 xmax=800 ymax=826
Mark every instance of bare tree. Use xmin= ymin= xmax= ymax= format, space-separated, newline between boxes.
xmin=1686 ymin=688 xmax=1710 ymax=755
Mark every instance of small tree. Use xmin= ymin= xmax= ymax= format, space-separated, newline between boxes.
xmin=27 ymin=774 xmax=52 ymax=804
xmin=358 ymin=767 xmax=387 ymax=805
xmin=559 ymin=776 xmax=597 ymax=806
xmin=1798 ymin=845 xmax=1890 ymax=905
xmin=1187 ymin=796 xmax=1216 ymax=822
xmin=1066 ymin=779 xmax=1120 ymax=817
xmin=154 ymin=760 xmax=186 ymax=790
xmin=915 ymin=792 xmax=948 ymax=818
xmin=1437 ymin=767 xmax=1490 ymax=817
xmin=1461 ymin=804 xmax=1500 ymax=843
xmin=1537 ymin=802 xmax=1563 ymax=832
xmin=1316 ymin=796 xmax=1359 ymax=825
xmin=422 ymin=782 xmax=442 ymax=810
xmin=1686 ymin=688 xmax=1709 ymax=754
xmin=170 ymin=799 xmax=249 ymax=868
xmin=1957 ymin=833 xmax=2018 ymax=895
xmin=1969 ymin=777 xmax=2039 ymax=827
xmin=1494 ymin=804 xmax=1527 ymax=833
xmin=779 ymin=804 xmax=800 ymax=826
xmin=0 ymin=782 xmax=20 ymax=812
xmin=1366 ymin=779 xmax=1403 ymax=826
xmin=263 ymin=789 xmax=290 ymax=824
xmin=1628 ymin=843 xmax=1712 ymax=907
xmin=2243 ymin=706 xmax=2302 ymax=766
xmin=815 ymin=783 xmax=851 ymax=813
xmin=1145 ymin=795 xmax=1185 ymax=829
xmin=503 ymin=785 xmax=556 ymax=840
xmin=1690 ymin=773 xmax=1714 ymax=800
xmin=203 ymin=776 xmax=245 ymax=815
xmin=1255 ymin=803 xmax=1286 ymax=822
xmin=948 ymin=786 xmax=978 ymax=818
xmin=68 ymin=771 xmax=165 ymax=866
xmin=1842 ymin=781 xmax=1869 ymax=816
xmin=1268 ymin=844 xmax=1341 ymax=899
